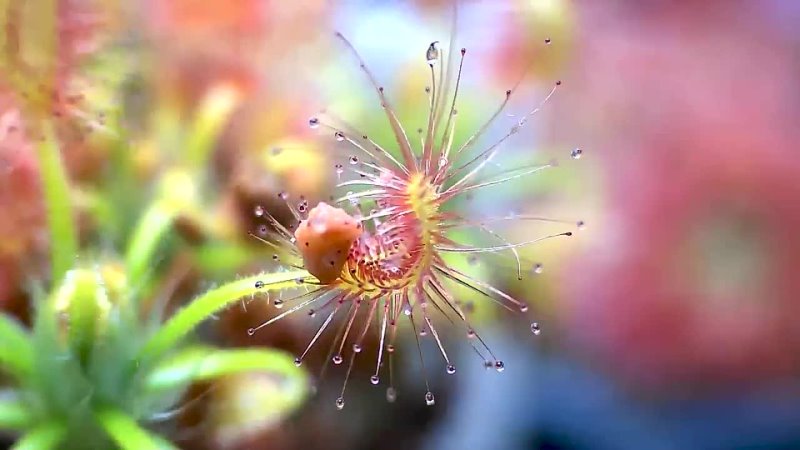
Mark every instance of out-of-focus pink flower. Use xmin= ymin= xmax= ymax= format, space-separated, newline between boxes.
xmin=560 ymin=2 xmax=800 ymax=391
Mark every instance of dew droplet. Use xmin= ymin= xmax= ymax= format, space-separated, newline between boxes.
xmin=335 ymin=131 xmax=345 ymax=142
xmin=335 ymin=397 xmax=345 ymax=410
xmin=466 ymin=329 xmax=476 ymax=339
xmin=533 ymin=263 xmax=544 ymax=274
xmin=426 ymin=41 xmax=440 ymax=65
xmin=425 ymin=391 xmax=435 ymax=406
xmin=294 ymin=357 xmax=302 ymax=366
xmin=247 ymin=328 xmax=255 ymax=336
xmin=370 ymin=375 xmax=380 ymax=385
xmin=272 ymin=254 xmax=279 ymax=261
xmin=531 ymin=322 xmax=542 ymax=335
xmin=570 ymin=147 xmax=583 ymax=159
xmin=353 ymin=343 xmax=362 ymax=353
xmin=494 ymin=360 xmax=505 ymax=372
xmin=577 ymin=220 xmax=586 ymax=230
xmin=308 ymin=117 xmax=320 ymax=129
xmin=544 ymin=38 xmax=552 ymax=44
xmin=419 ymin=328 xmax=427 ymax=337
xmin=519 ymin=304 xmax=529 ymax=313
xmin=278 ymin=191 xmax=289 ymax=200
xmin=308 ymin=308 xmax=316 ymax=317
xmin=254 ymin=280 xmax=265 ymax=289
xmin=446 ymin=364 xmax=456 ymax=375
xmin=438 ymin=156 xmax=447 ymax=168
xmin=253 ymin=205 xmax=264 ymax=217
xmin=335 ymin=163 xmax=344 ymax=175
xmin=403 ymin=305 xmax=412 ymax=316
xmin=386 ymin=344 xmax=395 ymax=353
xmin=258 ymin=224 xmax=268 ymax=235
xmin=332 ymin=355 xmax=343 ymax=365
xmin=386 ymin=387 xmax=397 ymax=403
xmin=349 ymin=155 xmax=359 ymax=165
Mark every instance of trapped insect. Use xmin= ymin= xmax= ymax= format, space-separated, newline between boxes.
xmin=249 ymin=16 xmax=583 ymax=410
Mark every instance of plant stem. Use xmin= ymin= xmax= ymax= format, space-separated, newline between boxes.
xmin=10 ymin=421 xmax=66 ymax=450
xmin=144 ymin=347 xmax=306 ymax=393
xmin=138 ymin=270 xmax=310 ymax=361
xmin=35 ymin=126 xmax=77 ymax=285
xmin=0 ymin=398 xmax=33 ymax=430
xmin=95 ymin=406 xmax=177 ymax=450
xmin=0 ymin=315 xmax=34 ymax=381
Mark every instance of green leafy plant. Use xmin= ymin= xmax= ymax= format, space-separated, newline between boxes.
xmin=0 ymin=129 xmax=309 ymax=449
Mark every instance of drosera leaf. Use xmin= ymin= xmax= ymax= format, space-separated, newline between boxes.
xmin=0 ymin=315 xmax=34 ymax=381
xmin=35 ymin=125 xmax=78 ymax=285
xmin=144 ymin=346 xmax=307 ymax=395
xmin=0 ymin=396 xmax=34 ymax=431
xmin=9 ymin=421 xmax=66 ymax=450
xmin=125 ymin=201 xmax=178 ymax=289
xmin=95 ymin=406 xmax=177 ymax=450
xmin=138 ymin=270 xmax=311 ymax=361
xmin=185 ymin=83 xmax=242 ymax=168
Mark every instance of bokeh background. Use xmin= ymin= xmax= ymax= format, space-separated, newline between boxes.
xmin=2 ymin=0 xmax=800 ymax=449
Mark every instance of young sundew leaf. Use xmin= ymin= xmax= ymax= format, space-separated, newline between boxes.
xmin=138 ymin=270 xmax=310 ymax=361
xmin=35 ymin=127 xmax=78 ymax=285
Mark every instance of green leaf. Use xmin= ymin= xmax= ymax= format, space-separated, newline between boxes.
xmin=10 ymin=421 xmax=66 ymax=450
xmin=144 ymin=346 xmax=307 ymax=394
xmin=125 ymin=202 xmax=176 ymax=289
xmin=185 ymin=84 xmax=241 ymax=167
xmin=138 ymin=270 xmax=309 ymax=361
xmin=35 ymin=125 xmax=77 ymax=285
xmin=0 ymin=397 xmax=33 ymax=430
xmin=0 ymin=315 xmax=34 ymax=381
xmin=95 ymin=406 xmax=177 ymax=450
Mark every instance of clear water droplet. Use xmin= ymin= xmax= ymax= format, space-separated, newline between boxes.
xmin=273 ymin=299 xmax=284 ymax=309
xmin=544 ymin=38 xmax=552 ymax=44
xmin=419 ymin=328 xmax=427 ymax=337
xmin=335 ymin=163 xmax=344 ymax=175
xmin=370 ymin=375 xmax=380 ymax=385
xmin=258 ymin=225 xmax=268 ymax=235
xmin=335 ymin=131 xmax=345 ymax=142
xmin=308 ymin=308 xmax=316 ymax=317
xmin=335 ymin=397 xmax=345 ymax=410
xmin=403 ymin=305 xmax=412 ymax=316
xmin=247 ymin=328 xmax=255 ymax=336
xmin=253 ymin=205 xmax=264 ymax=217
xmin=308 ymin=117 xmax=320 ymax=129
xmin=332 ymin=355 xmax=343 ymax=365
xmin=466 ymin=329 xmax=476 ymax=339
xmin=294 ymin=357 xmax=302 ymax=366
xmin=425 ymin=391 xmax=435 ymax=406
xmin=533 ymin=263 xmax=544 ymax=274
xmin=278 ymin=191 xmax=289 ymax=200
xmin=386 ymin=387 xmax=397 ymax=403
xmin=519 ymin=304 xmax=529 ymax=313
xmin=446 ymin=364 xmax=456 ymax=374
xmin=495 ymin=360 xmax=505 ymax=372
xmin=386 ymin=344 xmax=395 ymax=353
xmin=577 ymin=220 xmax=586 ymax=230
xmin=353 ymin=344 xmax=362 ymax=353
xmin=349 ymin=155 xmax=359 ymax=165
xmin=570 ymin=147 xmax=583 ymax=159
xmin=426 ymin=41 xmax=440 ymax=65
xmin=531 ymin=322 xmax=542 ymax=335
xmin=254 ymin=280 xmax=265 ymax=289
xmin=438 ymin=157 xmax=447 ymax=168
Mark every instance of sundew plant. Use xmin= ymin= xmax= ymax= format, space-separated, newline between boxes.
xmin=246 ymin=13 xmax=584 ymax=409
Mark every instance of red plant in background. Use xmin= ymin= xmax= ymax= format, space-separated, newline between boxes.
xmin=560 ymin=1 xmax=800 ymax=391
